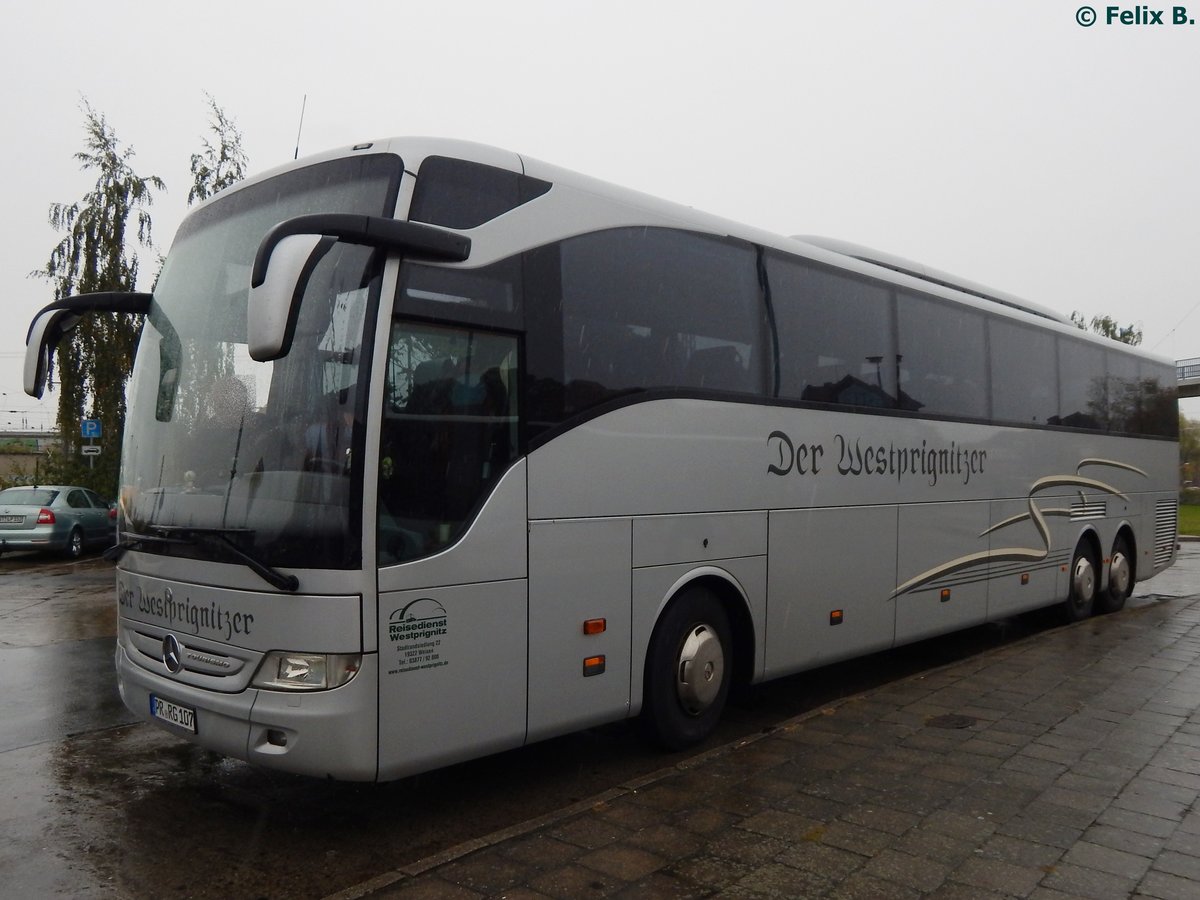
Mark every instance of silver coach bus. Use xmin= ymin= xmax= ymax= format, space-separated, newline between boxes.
xmin=25 ymin=138 xmax=1179 ymax=781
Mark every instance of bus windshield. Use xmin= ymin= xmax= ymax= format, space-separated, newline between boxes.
xmin=121 ymin=154 xmax=401 ymax=571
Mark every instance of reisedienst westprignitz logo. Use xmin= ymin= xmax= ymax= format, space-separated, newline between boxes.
xmin=1077 ymin=5 xmax=1197 ymax=26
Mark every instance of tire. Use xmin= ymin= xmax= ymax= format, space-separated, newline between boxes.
xmin=1096 ymin=535 xmax=1134 ymax=615
xmin=641 ymin=586 xmax=732 ymax=751
xmin=1063 ymin=541 xmax=1098 ymax=622
xmin=64 ymin=528 xmax=85 ymax=560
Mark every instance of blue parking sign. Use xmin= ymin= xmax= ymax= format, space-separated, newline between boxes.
xmin=81 ymin=419 xmax=102 ymax=438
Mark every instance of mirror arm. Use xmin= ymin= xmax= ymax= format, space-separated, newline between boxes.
xmin=24 ymin=292 xmax=153 ymax=398
xmin=251 ymin=214 xmax=471 ymax=288
xmin=24 ymin=292 xmax=153 ymax=344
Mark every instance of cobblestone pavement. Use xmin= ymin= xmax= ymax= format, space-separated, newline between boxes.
xmin=340 ymin=594 xmax=1200 ymax=900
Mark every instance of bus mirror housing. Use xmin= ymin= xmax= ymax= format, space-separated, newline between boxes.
xmin=24 ymin=292 xmax=152 ymax=398
xmin=24 ymin=308 xmax=73 ymax=398
xmin=248 ymin=214 xmax=471 ymax=362
xmin=247 ymin=233 xmax=334 ymax=362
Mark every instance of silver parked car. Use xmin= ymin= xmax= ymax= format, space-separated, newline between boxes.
xmin=0 ymin=485 xmax=117 ymax=558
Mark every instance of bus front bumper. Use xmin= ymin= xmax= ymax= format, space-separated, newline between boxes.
xmin=116 ymin=644 xmax=380 ymax=781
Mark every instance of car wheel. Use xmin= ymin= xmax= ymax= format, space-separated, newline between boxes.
xmin=641 ymin=585 xmax=732 ymax=751
xmin=64 ymin=528 xmax=84 ymax=560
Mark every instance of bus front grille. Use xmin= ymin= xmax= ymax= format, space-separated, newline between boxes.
xmin=121 ymin=623 xmax=256 ymax=691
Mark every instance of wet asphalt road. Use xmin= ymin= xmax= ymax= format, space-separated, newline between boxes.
xmin=1 ymin=547 xmax=1196 ymax=899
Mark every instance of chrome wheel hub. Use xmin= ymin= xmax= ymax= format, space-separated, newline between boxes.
xmin=676 ymin=624 xmax=725 ymax=715
xmin=1073 ymin=555 xmax=1096 ymax=604
xmin=1110 ymin=551 xmax=1131 ymax=596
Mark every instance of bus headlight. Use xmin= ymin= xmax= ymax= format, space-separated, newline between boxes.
xmin=252 ymin=652 xmax=362 ymax=691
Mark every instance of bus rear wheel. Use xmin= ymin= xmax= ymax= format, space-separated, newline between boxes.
xmin=1063 ymin=541 xmax=1098 ymax=622
xmin=1096 ymin=535 xmax=1134 ymax=614
xmin=642 ymin=586 xmax=731 ymax=751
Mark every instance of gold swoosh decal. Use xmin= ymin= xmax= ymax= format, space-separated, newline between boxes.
xmin=891 ymin=459 xmax=1143 ymax=598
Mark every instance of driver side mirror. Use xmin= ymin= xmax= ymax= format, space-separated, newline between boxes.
xmin=247 ymin=213 xmax=471 ymax=362
xmin=246 ymin=233 xmax=335 ymax=362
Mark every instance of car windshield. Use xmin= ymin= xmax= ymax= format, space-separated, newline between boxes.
xmin=0 ymin=488 xmax=59 ymax=506
xmin=120 ymin=154 xmax=402 ymax=571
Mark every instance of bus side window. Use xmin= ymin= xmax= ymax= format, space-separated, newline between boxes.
xmin=379 ymin=318 xmax=520 ymax=566
xmin=1056 ymin=337 xmax=1106 ymax=429
xmin=557 ymin=227 xmax=766 ymax=403
xmin=1137 ymin=361 xmax=1178 ymax=438
xmin=683 ymin=344 xmax=750 ymax=392
xmin=766 ymin=252 xmax=897 ymax=409
xmin=990 ymin=318 xmax=1057 ymax=426
xmin=409 ymin=156 xmax=550 ymax=230
xmin=1105 ymin=349 xmax=1140 ymax=434
xmin=896 ymin=291 xmax=988 ymax=420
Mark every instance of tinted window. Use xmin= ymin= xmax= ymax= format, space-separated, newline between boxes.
xmin=1105 ymin=349 xmax=1140 ymax=433
xmin=557 ymin=229 xmax=766 ymax=413
xmin=379 ymin=322 xmax=519 ymax=565
xmin=896 ymin=292 xmax=988 ymax=419
xmin=768 ymin=254 xmax=897 ymax=409
xmin=1138 ymin=360 xmax=1178 ymax=437
xmin=1056 ymin=338 xmax=1107 ymax=429
xmin=409 ymin=157 xmax=550 ymax=230
xmin=1103 ymin=355 xmax=1178 ymax=438
xmin=399 ymin=257 xmax=520 ymax=317
xmin=990 ymin=319 xmax=1058 ymax=426
xmin=524 ymin=236 xmax=1178 ymax=441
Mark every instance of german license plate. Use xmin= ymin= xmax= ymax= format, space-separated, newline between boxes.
xmin=0 ymin=515 xmax=22 ymax=524
xmin=150 ymin=694 xmax=197 ymax=733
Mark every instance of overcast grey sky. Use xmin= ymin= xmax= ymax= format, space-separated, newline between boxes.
xmin=3 ymin=0 xmax=1199 ymax=428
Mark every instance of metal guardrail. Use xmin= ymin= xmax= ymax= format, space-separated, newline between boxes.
xmin=1180 ymin=358 xmax=1200 ymax=399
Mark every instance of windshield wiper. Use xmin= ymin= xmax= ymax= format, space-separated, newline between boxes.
xmin=110 ymin=527 xmax=300 ymax=592
xmin=105 ymin=531 xmax=191 ymax=561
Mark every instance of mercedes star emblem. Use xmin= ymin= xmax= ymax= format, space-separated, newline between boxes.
xmin=162 ymin=634 xmax=183 ymax=674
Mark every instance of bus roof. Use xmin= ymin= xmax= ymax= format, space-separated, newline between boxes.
xmin=209 ymin=136 xmax=1163 ymax=363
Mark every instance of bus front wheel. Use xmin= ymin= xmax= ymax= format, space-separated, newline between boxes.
xmin=1063 ymin=541 xmax=1098 ymax=622
xmin=641 ymin=586 xmax=731 ymax=751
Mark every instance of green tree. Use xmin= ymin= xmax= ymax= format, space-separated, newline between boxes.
xmin=1070 ymin=311 xmax=1143 ymax=346
xmin=188 ymin=94 xmax=248 ymax=205
xmin=32 ymin=101 xmax=164 ymax=495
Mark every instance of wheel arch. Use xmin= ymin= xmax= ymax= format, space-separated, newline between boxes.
xmin=639 ymin=566 xmax=758 ymax=696
xmin=1112 ymin=521 xmax=1137 ymax=574
xmin=636 ymin=566 xmax=756 ymax=749
xmin=1074 ymin=525 xmax=1103 ymax=570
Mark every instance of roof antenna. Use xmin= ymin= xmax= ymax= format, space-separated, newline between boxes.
xmin=294 ymin=94 xmax=307 ymax=160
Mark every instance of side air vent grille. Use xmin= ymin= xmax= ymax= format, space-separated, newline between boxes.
xmin=1155 ymin=500 xmax=1178 ymax=569
xmin=1070 ymin=499 xmax=1107 ymax=521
